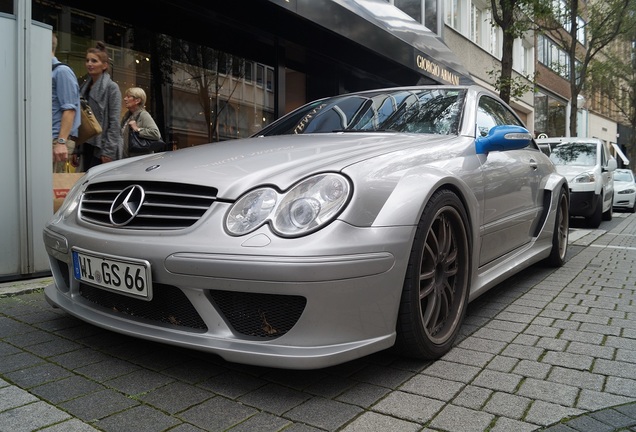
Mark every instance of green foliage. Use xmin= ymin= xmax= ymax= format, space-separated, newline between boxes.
xmin=486 ymin=69 xmax=536 ymax=99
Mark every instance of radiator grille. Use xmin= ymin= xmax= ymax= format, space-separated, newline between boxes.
xmin=79 ymin=181 xmax=217 ymax=229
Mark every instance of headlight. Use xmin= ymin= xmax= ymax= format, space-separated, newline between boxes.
xmin=619 ymin=188 xmax=636 ymax=194
xmin=572 ymin=172 xmax=595 ymax=183
xmin=225 ymin=173 xmax=351 ymax=237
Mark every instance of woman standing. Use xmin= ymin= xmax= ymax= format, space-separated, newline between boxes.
xmin=121 ymin=87 xmax=163 ymax=157
xmin=76 ymin=41 xmax=123 ymax=171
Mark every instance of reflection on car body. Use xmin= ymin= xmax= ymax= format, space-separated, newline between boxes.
xmin=44 ymin=85 xmax=569 ymax=369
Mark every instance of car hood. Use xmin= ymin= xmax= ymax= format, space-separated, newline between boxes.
xmin=86 ymin=133 xmax=458 ymax=198
xmin=614 ymin=180 xmax=634 ymax=192
xmin=552 ymin=164 xmax=596 ymax=181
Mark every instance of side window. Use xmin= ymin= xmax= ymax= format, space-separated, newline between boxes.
xmin=476 ymin=96 xmax=523 ymax=137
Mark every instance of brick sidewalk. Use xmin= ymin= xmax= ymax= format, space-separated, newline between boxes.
xmin=1 ymin=213 xmax=635 ymax=431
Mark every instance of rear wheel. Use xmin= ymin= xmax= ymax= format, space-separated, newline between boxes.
xmin=395 ymin=189 xmax=470 ymax=359
xmin=546 ymin=188 xmax=569 ymax=267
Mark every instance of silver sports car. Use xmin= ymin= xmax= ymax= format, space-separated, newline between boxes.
xmin=43 ymin=85 xmax=569 ymax=369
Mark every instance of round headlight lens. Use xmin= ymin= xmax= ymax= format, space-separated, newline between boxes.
xmin=226 ymin=188 xmax=278 ymax=235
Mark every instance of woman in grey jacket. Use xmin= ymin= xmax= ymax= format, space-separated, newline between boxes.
xmin=77 ymin=41 xmax=123 ymax=171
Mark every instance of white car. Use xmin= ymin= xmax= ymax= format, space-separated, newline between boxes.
xmin=537 ymin=137 xmax=616 ymax=228
xmin=613 ymin=168 xmax=636 ymax=213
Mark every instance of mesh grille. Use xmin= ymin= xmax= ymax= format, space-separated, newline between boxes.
xmin=209 ymin=290 xmax=306 ymax=339
xmin=79 ymin=283 xmax=208 ymax=331
xmin=79 ymin=181 xmax=217 ymax=230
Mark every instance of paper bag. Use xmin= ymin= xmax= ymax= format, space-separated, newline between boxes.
xmin=53 ymin=172 xmax=83 ymax=212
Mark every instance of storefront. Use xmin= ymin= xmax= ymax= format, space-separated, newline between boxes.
xmin=1 ymin=0 xmax=471 ymax=280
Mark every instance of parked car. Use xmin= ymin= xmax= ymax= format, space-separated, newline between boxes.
xmin=613 ymin=168 xmax=636 ymax=213
xmin=43 ymin=85 xmax=569 ymax=370
xmin=537 ymin=137 xmax=616 ymax=228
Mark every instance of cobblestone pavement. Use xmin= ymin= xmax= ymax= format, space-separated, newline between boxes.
xmin=1 ymin=213 xmax=636 ymax=432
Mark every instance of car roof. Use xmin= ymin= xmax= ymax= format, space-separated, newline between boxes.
xmin=535 ymin=137 xmax=603 ymax=145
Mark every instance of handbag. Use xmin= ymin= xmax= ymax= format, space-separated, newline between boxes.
xmin=76 ymin=97 xmax=102 ymax=145
xmin=129 ymin=129 xmax=167 ymax=153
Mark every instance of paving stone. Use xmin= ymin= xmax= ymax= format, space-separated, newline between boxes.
xmin=485 ymin=355 xmax=519 ymax=372
xmin=470 ymin=327 xmax=518 ymax=343
xmin=513 ymin=359 xmax=552 ymax=379
xmin=452 ymin=385 xmax=492 ymax=410
xmin=501 ymin=343 xmax=544 ymax=361
xmin=579 ymin=323 xmax=622 ymax=336
xmin=95 ymin=404 xmax=180 ymax=432
xmin=490 ymin=416 xmax=538 ymax=432
xmin=179 ymin=396 xmax=258 ymax=431
xmin=238 ymin=383 xmax=311 ymax=415
xmin=483 ymin=391 xmax=531 ymax=419
xmin=339 ymin=411 xmax=421 ymax=432
xmin=335 ymin=382 xmax=391 ymax=408
xmin=457 ymin=336 xmax=507 ymax=354
xmin=594 ymin=359 xmax=636 ymax=380
xmin=74 ymin=358 xmax=140 ymax=382
xmin=517 ymin=378 xmax=579 ymax=406
xmin=591 ymin=407 xmax=636 ymax=428
xmin=605 ymin=376 xmax=636 ymax=398
xmin=285 ymin=396 xmax=363 ymax=430
xmin=350 ymin=364 xmax=415 ymax=388
xmin=0 ymin=401 xmax=72 ymax=431
xmin=226 ymin=412 xmax=292 ymax=432
xmin=524 ymin=324 xmax=561 ymax=338
xmin=139 ymin=381 xmax=214 ymax=415
xmin=31 ymin=374 xmax=105 ymax=404
xmin=429 ymin=403 xmax=494 ymax=432
xmin=4 ymin=362 xmax=73 ymax=389
xmin=472 ymin=369 xmax=522 ymax=393
xmin=0 ymin=385 xmax=39 ymax=411
xmin=524 ymin=400 xmax=584 ymax=426
xmin=421 ymin=360 xmax=481 ymax=382
xmin=105 ymin=369 xmax=175 ymax=396
xmin=547 ymin=367 xmax=605 ymax=392
xmin=441 ymin=347 xmax=494 ymax=368
xmin=59 ymin=389 xmax=139 ymax=421
xmin=562 ymin=413 xmax=616 ymax=432
xmin=560 ymin=330 xmax=605 ymax=344
xmin=400 ymin=374 xmax=464 ymax=401
xmin=39 ymin=418 xmax=100 ymax=431
xmin=542 ymin=351 xmax=594 ymax=371
xmin=576 ymin=389 xmax=635 ymax=411
xmin=372 ymin=391 xmax=444 ymax=423
xmin=615 ymin=348 xmax=636 ymax=363
xmin=512 ymin=334 xmax=541 ymax=346
xmin=566 ymin=341 xmax=615 ymax=359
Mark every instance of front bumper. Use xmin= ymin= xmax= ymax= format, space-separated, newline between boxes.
xmin=568 ymin=190 xmax=600 ymax=217
xmin=43 ymin=219 xmax=414 ymax=370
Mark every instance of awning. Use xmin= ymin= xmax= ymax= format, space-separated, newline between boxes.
xmin=612 ymin=143 xmax=630 ymax=165
xmin=274 ymin=0 xmax=473 ymax=85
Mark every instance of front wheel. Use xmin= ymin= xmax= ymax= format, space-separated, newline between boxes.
xmin=395 ymin=189 xmax=470 ymax=360
xmin=546 ymin=187 xmax=569 ymax=267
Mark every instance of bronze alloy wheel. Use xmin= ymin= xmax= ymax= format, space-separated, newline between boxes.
xmin=396 ymin=189 xmax=470 ymax=359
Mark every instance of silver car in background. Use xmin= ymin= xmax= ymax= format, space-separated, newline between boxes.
xmin=43 ymin=85 xmax=569 ymax=369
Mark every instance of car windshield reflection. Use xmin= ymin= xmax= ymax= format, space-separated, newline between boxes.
xmin=549 ymin=142 xmax=597 ymax=166
xmin=258 ymin=89 xmax=466 ymax=136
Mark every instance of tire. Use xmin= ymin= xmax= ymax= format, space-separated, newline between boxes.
xmin=630 ymin=201 xmax=636 ymax=213
xmin=395 ymin=189 xmax=470 ymax=360
xmin=546 ymin=187 xmax=569 ymax=267
xmin=602 ymin=195 xmax=613 ymax=221
xmin=586 ymin=198 xmax=602 ymax=228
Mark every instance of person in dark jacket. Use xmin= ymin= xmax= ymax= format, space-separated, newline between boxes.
xmin=74 ymin=41 xmax=123 ymax=171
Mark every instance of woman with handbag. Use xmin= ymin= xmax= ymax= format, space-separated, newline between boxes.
xmin=74 ymin=41 xmax=123 ymax=171
xmin=121 ymin=87 xmax=164 ymax=157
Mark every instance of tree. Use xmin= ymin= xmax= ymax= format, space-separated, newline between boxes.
xmin=489 ymin=0 xmax=550 ymax=103
xmin=538 ymin=0 xmax=633 ymax=136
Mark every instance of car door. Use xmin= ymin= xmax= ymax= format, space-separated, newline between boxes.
xmin=476 ymin=96 xmax=545 ymax=265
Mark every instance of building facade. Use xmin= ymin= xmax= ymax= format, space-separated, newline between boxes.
xmin=2 ymin=0 xmax=474 ymax=280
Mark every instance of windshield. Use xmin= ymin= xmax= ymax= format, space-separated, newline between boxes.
xmin=615 ymin=170 xmax=634 ymax=182
xmin=549 ymin=142 xmax=597 ymax=166
xmin=257 ymin=89 xmax=466 ymax=136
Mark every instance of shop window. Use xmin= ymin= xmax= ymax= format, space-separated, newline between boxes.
xmin=33 ymin=0 xmax=276 ymax=148
xmin=534 ymin=90 xmax=566 ymax=137
xmin=395 ymin=0 xmax=422 ymax=23
xmin=0 ymin=0 xmax=13 ymax=14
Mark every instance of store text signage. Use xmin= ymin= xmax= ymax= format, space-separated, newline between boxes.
xmin=415 ymin=53 xmax=460 ymax=85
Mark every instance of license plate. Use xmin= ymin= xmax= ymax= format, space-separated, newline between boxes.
xmin=72 ymin=248 xmax=152 ymax=300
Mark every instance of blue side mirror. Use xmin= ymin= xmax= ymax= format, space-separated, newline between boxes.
xmin=476 ymin=125 xmax=532 ymax=154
